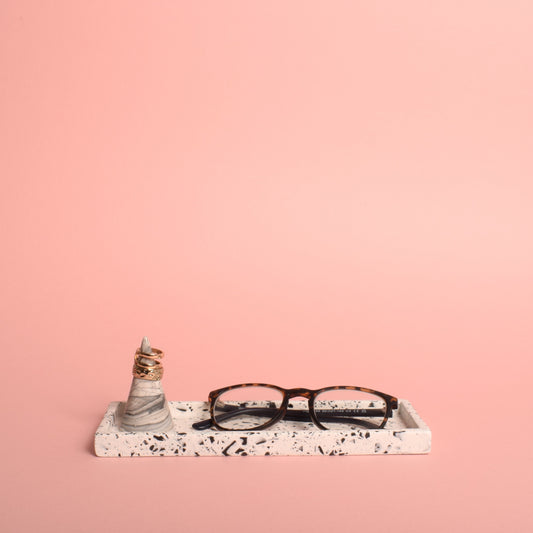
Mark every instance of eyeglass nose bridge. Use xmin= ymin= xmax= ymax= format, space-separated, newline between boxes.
xmin=285 ymin=388 xmax=314 ymax=400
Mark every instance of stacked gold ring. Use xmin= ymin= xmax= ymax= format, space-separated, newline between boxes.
xmin=132 ymin=347 xmax=164 ymax=381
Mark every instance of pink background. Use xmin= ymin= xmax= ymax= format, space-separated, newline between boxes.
xmin=1 ymin=1 xmax=532 ymax=532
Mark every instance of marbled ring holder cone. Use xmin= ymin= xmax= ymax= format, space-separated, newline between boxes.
xmin=119 ymin=337 xmax=173 ymax=433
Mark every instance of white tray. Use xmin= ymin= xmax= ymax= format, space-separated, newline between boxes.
xmin=94 ymin=400 xmax=431 ymax=457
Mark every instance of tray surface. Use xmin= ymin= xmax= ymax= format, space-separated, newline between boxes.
xmin=94 ymin=400 xmax=431 ymax=457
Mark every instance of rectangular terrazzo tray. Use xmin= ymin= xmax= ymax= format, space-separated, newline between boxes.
xmin=94 ymin=400 xmax=431 ymax=457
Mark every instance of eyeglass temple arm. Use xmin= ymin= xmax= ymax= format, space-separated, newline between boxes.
xmin=192 ymin=406 xmax=386 ymax=430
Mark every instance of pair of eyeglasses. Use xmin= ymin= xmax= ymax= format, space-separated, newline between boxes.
xmin=192 ymin=384 xmax=398 ymax=431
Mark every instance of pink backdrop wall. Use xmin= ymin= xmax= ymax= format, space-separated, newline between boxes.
xmin=1 ymin=2 xmax=532 ymax=532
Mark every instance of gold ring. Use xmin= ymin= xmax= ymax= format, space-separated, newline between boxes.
xmin=132 ymin=348 xmax=165 ymax=380
xmin=132 ymin=362 xmax=164 ymax=380
xmin=135 ymin=347 xmax=164 ymax=360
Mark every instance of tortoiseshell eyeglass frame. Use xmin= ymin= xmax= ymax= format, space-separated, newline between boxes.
xmin=192 ymin=383 xmax=399 ymax=431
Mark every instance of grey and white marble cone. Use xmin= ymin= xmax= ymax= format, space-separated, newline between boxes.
xmin=120 ymin=337 xmax=173 ymax=432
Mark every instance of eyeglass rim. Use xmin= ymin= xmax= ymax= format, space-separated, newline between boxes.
xmin=207 ymin=383 xmax=398 ymax=432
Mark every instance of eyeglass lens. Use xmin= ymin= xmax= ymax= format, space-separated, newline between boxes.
xmin=314 ymin=389 xmax=387 ymax=429
xmin=213 ymin=386 xmax=283 ymax=430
